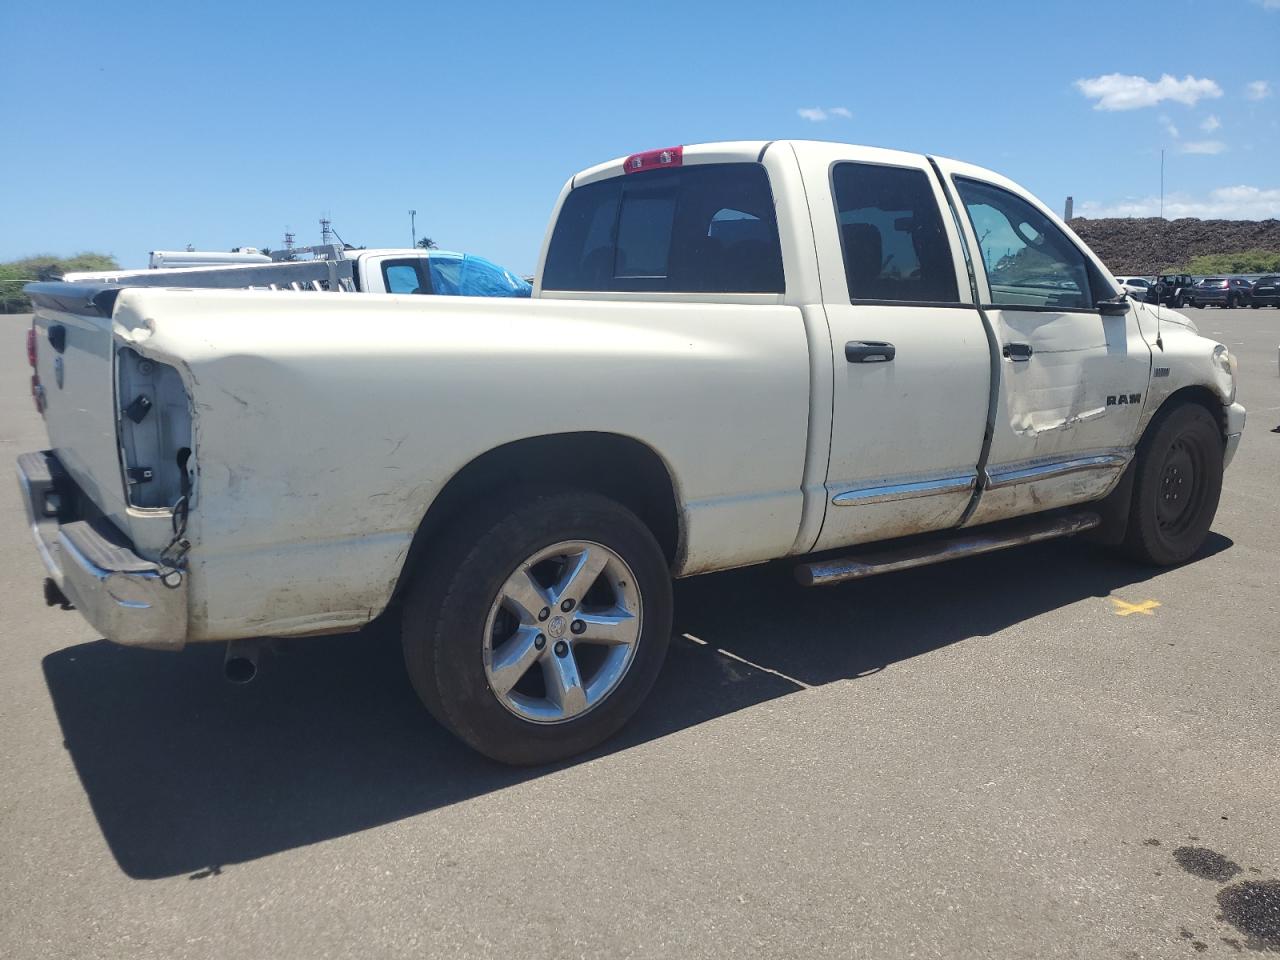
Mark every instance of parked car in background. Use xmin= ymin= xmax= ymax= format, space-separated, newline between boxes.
xmin=1115 ymin=277 xmax=1152 ymax=298
xmin=64 ymin=246 xmax=532 ymax=298
xmin=1248 ymin=275 xmax=1280 ymax=308
xmin=1144 ymin=274 xmax=1194 ymax=308
xmin=1191 ymin=277 xmax=1253 ymax=309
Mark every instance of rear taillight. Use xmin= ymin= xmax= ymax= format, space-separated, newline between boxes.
xmin=623 ymin=145 xmax=683 ymax=174
xmin=27 ymin=326 xmax=36 ymax=367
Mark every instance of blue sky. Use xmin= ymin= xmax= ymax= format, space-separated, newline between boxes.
xmin=2 ymin=0 xmax=1277 ymax=272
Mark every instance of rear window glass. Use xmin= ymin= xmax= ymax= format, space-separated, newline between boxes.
xmin=832 ymin=162 xmax=959 ymax=303
xmin=542 ymin=163 xmax=784 ymax=293
xmin=382 ymin=260 xmax=429 ymax=294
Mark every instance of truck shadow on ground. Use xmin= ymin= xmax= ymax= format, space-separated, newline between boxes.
xmin=42 ymin=534 xmax=1229 ymax=880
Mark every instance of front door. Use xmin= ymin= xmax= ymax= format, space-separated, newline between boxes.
xmin=805 ymin=148 xmax=992 ymax=552
xmin=937 ymin=164 xmax=1152 ymax=526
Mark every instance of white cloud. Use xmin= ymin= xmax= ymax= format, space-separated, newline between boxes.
xmin=1077 ymin=185 xmax=1280 ymax=219
xmin=1180 ymin=140 xmax=1228 ymax=154
xmin=1160 ymin=114 xmax=1180 ymax=138
xmin=1245 ymin=80 xmax=1273 ymax=101
xmin=1075 ymin=73 xmax=1222 ymax=110
xmin=1201 ymin=114 xmax=1221 ymax=132
xmin=797 ymin=106 xmax=851 ymax=122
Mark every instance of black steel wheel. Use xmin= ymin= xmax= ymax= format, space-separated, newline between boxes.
xmin=1122 ymin=403 xmax=1224 ymax=566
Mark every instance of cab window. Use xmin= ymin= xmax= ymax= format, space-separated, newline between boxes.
xmin=831 ymin=162 xmax=960 ymax=304
xmin=543 ymin=163 xmax=785 ymax=293
xmin=382 ymin=260 xmax=430 ymax=294
xmin=954 ymin=178 xmax=1097 ymax=310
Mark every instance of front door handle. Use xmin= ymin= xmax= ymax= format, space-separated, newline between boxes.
xmin=845 ymin=341 xmax=895 ymax=363
xmin=1002 ymin=342 xmax=1033 ymax=361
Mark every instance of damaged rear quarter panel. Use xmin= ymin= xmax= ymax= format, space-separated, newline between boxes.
xmin=112 ymin=287 xmax=811 ymax=641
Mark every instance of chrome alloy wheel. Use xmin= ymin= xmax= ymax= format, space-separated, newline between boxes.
xmin=482 ymin=540 xmax=642 ymax=724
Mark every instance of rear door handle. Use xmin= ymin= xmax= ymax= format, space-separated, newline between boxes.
xmin=845 ymin=341 xmax=895 ymax=363
xmin=1002 ymin=342 xmax=1033 ymax=361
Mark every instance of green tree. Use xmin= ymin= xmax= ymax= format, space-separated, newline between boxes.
xmin=0 ymin=252 xmax=119 ymax=313
xmin=416 ymin=237 xmax=438 ymax=250
xmin=1180 ymin=249 xmax=1280 ymax=274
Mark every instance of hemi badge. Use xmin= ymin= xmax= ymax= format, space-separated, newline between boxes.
xmin=1154 ymin=367 xmax=1170 ymax=378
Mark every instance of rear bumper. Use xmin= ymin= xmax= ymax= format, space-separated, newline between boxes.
xmin=17 ymin=451 xmax=188 ymax=649
xmin=1224 ymin=402 xmax=1246 ymax=470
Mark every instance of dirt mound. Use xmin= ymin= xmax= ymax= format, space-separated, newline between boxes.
xmin=1067 ymin=218 xmax=1280 ymax=275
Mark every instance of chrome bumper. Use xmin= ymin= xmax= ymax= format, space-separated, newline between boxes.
xmin=1224 ymin=402 xmax=1246 ymax=470
xmin=17 ymin=451 xmax=188 ymax=649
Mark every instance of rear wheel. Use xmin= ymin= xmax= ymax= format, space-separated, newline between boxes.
xmin=1172 ymin=294 xmax=1184 ymax=308
xmin=1122 ymin=404 xmax=1223 ymax=566
xmin=1227 ymin=294 xmax=1238 ymax=309
xmin=402 ymin=489 xmax=673 ymax=765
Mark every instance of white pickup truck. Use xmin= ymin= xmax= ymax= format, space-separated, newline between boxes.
xmin=19 ymin=140 xmax=1245 ymax=764
xmin=63 ymin=245 xmax=532 ymax=298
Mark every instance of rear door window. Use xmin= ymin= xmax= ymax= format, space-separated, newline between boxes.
xmin=542 ymin=163 xmax=784 ymax=293
xmin=831 ymin=162 xmax=960 ymax=304
xmin=382 ymin=260 xmax=430 ymax=294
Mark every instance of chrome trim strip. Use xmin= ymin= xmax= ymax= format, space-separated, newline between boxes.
xmin=831 ymin=473 xmax=977 ymax=507
xmin=984 ymin=450 xmax=1132 ymax=491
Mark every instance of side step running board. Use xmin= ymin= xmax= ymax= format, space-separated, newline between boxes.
xmin=794 ymin=511 xmax=1101 ymax=587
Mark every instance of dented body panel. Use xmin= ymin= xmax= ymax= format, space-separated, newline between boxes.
xmin=110 ymin=287 xmax=811 ymax=640
xmin=19 ymin=139 xmax=1245 ymax=649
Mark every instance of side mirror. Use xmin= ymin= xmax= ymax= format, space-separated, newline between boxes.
xmin=1098 ymin=295 xmax=1130 ymax=316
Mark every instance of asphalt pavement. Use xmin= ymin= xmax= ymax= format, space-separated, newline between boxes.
xmin=1 ymin=309 xmax=1278 ymax=959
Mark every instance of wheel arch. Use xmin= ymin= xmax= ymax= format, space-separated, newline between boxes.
xmin=1143 ymin=384 xmax=1227 ymax=439
xmin=388 ymin=432 xmax=683 ymax=607
xmin=1092 ymin=385 xmax=1226 ymax=545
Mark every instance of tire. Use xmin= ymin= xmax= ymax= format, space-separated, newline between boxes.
xmin=1250 ymin=303 xmax=1260 ymax=309
xmin=401 ymin=488 xmax=673 ymax=765
xmin=1172 ymin=295 xmax=1184 ymax=308
xmin=1194 ymin=302 xmax=1204 ymax=309
xmin=1227 ymin=295 xmax=1238 ymax=309
xmin=1121 ymin=403 xmax=1223 ymax=566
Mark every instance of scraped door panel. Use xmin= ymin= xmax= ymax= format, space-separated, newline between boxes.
xmin=941 ymin=170 xmax=1151 ymax=526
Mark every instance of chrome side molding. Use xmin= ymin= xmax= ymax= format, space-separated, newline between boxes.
xmin=831 ymin=472 xmax=977 ymax=507
xmin=984 ymin=450 xmax=1131 ymax=491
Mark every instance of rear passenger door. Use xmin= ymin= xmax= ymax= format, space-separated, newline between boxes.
xmin=936 ymin=162 xmax=1151 ymax=527
xmin=806 ymin=148 xmax=992 ymax=551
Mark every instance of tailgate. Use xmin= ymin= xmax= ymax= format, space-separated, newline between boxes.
xmin=28 ymin=283 xmax=130 ymax=531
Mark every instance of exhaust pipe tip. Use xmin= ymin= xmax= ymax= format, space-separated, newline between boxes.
xmin=224 ymin=656 xmax=258 ymax=684
xmin=223 ymin=639 xmax=262 ymax=684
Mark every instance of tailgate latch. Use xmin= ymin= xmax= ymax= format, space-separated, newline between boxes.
xmin=126 ymin=467 xmax=154 ymax=485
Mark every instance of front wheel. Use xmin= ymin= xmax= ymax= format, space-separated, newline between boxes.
xmin=1172 ymin=294 xmax=1184 ymax=308
xmin=1121 ymin=404 xmax=1224 ymax=566
xmin=402 ymin=489 xmax=673 ymax=765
